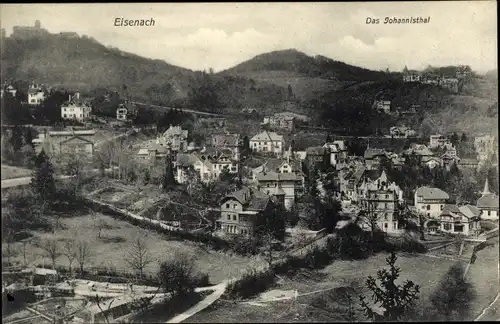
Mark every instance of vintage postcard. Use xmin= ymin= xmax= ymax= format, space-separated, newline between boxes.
xmin=1 ymin=2 xmax=498 ymax=323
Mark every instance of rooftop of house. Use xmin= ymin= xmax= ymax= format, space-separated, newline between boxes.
xmin=306 ymin=146 xmax=326 ymax=155
xmin=273 ymin=111 xmax=311 ymax=122
xmin=256 ymin=171 xmax=297 ymax=182
xmin=459 ymin=205 xmax=482 ymax=218
xmin=175 ymin=153 xmax=198 ymax=167
xmin=222 ymin=187 xmax=270 ymax=211
xmin=162 ymin=125 xmax=188 ymax=138
xmin=421 ymin=156 xmax=442 ymax=163
xmin=47 ymin=129 xmax=96 ymax=136
xmin=459 ymin=158 xmax=479 ymax=164
xmin=211 ymin=133 xmax=240 ymax=147
xmin=364 ymin=148 xmax=387 ymax=159
xmin=138 ymin=141 xmax=169 ymax=155
xmin=441 ymin=204 xmax=480 ymax=220
xmin=200 ymin=147 xmax=234 ymax=160
xmin=477 ymin=193 xmax=499 ymax=209
xmin=250 ymin=131 xmax=284 ymax=142
xmin=323 ymin=142 xmax=346 ymax=152
xmin=415 ymin=186 xmax=450 ymax=200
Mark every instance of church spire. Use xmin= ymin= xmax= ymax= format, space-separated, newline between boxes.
xmin=482 ymin=178 xmax=491 ymax=197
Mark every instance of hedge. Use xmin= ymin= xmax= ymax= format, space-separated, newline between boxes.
xmin=224 ymin=227 xmax=428 ymax=299
xmin=84 ymin=199 xmax=235 ymax=254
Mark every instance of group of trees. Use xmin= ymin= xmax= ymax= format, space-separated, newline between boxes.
xmin=380 ymin=152 xmax=496 ymax=204
xmin=351 ymin=251 xmax=476 ymax=322
xmin=299 ymin=166 xmax=343 ymax=232
xmin=1 ymin=126 xmax=36 ymax=167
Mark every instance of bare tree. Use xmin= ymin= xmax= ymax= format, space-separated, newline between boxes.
xmin=76 ymin=240 xmax=91 ymax=275
xmin=90 ymin=210 xmax=107 ymax=238
xmin=62 ymin=239 xmax=77 ymax=275
xmin=93 ymin=294 xmax=115 ymax=324
xmin=125 ymin=237 xmax=152 ymax=279
xmin=4 ymin=230 xmax=18 ymax=266
xmin=39 ymin=239 xmax=60 ymax=269
xmin=21 ymin=239 xmax=30 ymax=267
xmin=60 ymin=150 xmax=86 ymax=195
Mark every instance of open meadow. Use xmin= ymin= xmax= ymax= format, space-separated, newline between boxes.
xmin=185 ymin=244 xmax=500 ymax=323
xmin=6 ymin=212 xmax=265 ymax=284
xmin=1 ymin=165 xmax=32 ymax=180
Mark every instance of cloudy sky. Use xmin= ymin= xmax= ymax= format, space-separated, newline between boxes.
xmin=1 ymin=2 xmax=497 ymax=73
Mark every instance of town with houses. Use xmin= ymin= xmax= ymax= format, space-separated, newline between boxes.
xmin=1 ymin=6 xmax=499 ymax=324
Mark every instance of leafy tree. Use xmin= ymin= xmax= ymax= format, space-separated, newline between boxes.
xmin=30 ymin=149 xmax=56 ymax=210
xmin=256 ymin=202 xmax=287 ymax=241
xmin=158 ymin=251 xmax=198 ymax=296
xmin=219 ymin=167 xmax=234 ymax=183
xmin=359 ymin=252 xmax=420 ymax=321
xmin=242 ymin=135 xmax=250 ymax=157
xmin=450 ymin=132 xmax=459 ymax=146
xmin=460 ymin=132 xmax=467 ymax=142
xmin=287 ymin=84 xmax=293 ymax=100
xmin=427 ymin=263 xmax=476 ymax=321
xmin=318 ymin=196 xmax=342 ymax=233
xmin=162 ymin=155 xmax=176 ymax=190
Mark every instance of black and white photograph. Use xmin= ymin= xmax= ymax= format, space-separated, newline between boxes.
xmin=1 ymin=2 xmax=498 ymax=323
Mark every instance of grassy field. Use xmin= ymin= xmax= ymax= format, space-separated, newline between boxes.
xmin=1 ymin=165 xmax=32 ymax=180
xmin=186 ymin=245 xmax=492 ymax=323
xmin=5 ymin=212 xmax=264 ymax=284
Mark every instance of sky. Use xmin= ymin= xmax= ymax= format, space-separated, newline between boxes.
xmin=1 ymin=2 xmax=497 ymax=73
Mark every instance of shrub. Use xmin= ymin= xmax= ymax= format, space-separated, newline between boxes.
xmin=157 ymin=251 xmax=208 ymax=296
xmin=225 ymin=268 xmax=276 ymax=300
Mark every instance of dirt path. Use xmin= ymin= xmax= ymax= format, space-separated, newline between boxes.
xmin=166 ymin=281 xmax=228 ymax=323
xmin=475 ymin=292 xmax=500 ymax=321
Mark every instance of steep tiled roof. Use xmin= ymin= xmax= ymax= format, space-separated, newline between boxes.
xmin=256 ymin=171 xmax=297 ymax=182
xmin=441 ymin=204 xmax=461 ymax=215
xmin=415 ymin=186 xmax=449 ymax=200
xmin=162 ymin=126 xmax=188 ymax=138
xmin=459 ymin=205 xmax=481 ymax=218
xmin=258 ymin=158 xmax=287 ymax=173
xmin=223 ymin=187 xmax=269 ymax=211
xmin=250 ymin=131 xmax=283 ymax=142
xmin=364 ymin=148 xmax=387 ymax=159
xmin=421 ymin=156 xmax=442 ymax=163
xmin=477 ymin=194 xmax=499 ymax=209
xmin=176 ymin=153 xmax=197 ymax=167
xmin=212 ymin=134 xmax=239 ymax=147
xmin=306 ymin=146 xmax=326 ymax=155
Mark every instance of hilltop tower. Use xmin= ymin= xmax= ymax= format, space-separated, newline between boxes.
xmin=35 ymin=20 xmax=41 ymax=29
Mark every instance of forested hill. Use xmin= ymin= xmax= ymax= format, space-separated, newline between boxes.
xmin=1 ymin=34 xmax=196 ymax=103
xmin=1 ymin=34 xmax=292 ymax=112
xmin=220 ymin=49 xmax=392 ymax=81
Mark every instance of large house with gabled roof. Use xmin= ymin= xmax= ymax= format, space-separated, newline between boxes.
xmin=414 ymin=186 xmax=450 ymax=218
xmin=438 ymin=204 xmax=481 ymax=236
xmin=217 ymin=187 xmax=273 ymax=236
xmin=249 ymin=131 xmax=284 ymax=156
xmin=32 ymin=128 xmax=95 ymax=158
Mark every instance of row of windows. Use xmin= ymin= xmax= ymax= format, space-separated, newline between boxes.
xmin=225 ymin=203 xmax=239 ymax=209
xmin=223 ymin=225 xmax=249 ymax=235
xmin=253 ymin=141 xmax=282 ymax=146
xmin=63 ymin=114 xmax=89 ymax=118
xmin=226 ymin=214 xmax=237 ymax=221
